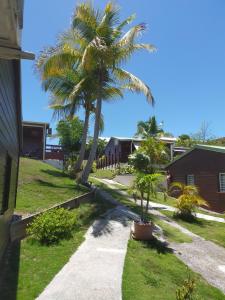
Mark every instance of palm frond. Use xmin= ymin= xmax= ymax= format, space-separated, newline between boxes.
xmin=118 ymin=23 xmax=147 ymax=46
xmin=114 ymin=68 xmax=154 ymax=104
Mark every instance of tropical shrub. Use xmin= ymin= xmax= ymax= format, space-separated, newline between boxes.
xmin=115 ymin=165 xmax=134 ymax=175
xmin=128 ymin=152 xmax=151 ymax=173
xmin=170 ymin=182 xmax=208 ymax=218
xmin=130 ymin=173 xmax=163 ymax=221
xmin=140 ymin=137 xmax=169 ymax=167
xmin=176 ymin=273 xmax=196 ymax=300
xmin=27 ymin=208 xmax=76 ymax=245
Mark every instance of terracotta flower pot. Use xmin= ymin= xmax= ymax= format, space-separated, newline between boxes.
xmin=133 ymin=221 xmax=154 ymax=241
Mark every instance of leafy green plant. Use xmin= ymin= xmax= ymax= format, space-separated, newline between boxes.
xmin=27 ymin=208 xmax=76 ymax=245
xmin=131 ymin=173 xmax=162 ymax=221
xmin=128 ymin=152 xmax=151 ymax=173
xmin=176 ymin=273 xmax=196 ymax=300
xmin=170 ymin=182 xmax=208 ymax=218
xmin=115 ymin=165 xmax=134 ymax=175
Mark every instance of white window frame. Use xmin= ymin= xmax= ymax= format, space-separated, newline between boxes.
xmin=219 ymin=173 xmax=225 ymax=192
xmin=186 ymin=174 xmax=195 ymax=186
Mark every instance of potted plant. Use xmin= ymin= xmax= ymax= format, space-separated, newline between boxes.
xmin=130 ymin=173 xmax=162 ymax=240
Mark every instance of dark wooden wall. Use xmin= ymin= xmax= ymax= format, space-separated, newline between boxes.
xmin=0 ymin=59 xmax=21 ymax=260
xmin=104 ymin=139 xmax=136 ymax=164
xmin=167 ymin=149 xmax=225 ymax=212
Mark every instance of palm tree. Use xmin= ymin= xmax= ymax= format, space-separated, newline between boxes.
xmin=170 ymin=182 xmax=208 ymax=217
xmin=135 ymin=116 xmax=164 ymax=138
xmin=70 ymin=2 xmax=155 ymax=183
xmin=37 ymin=44 xmax=98 ymax=173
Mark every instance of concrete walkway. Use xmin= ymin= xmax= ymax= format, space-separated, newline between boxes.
xmin=101 ymin=178 xmax=225 ymax=223
xmin=96 ymin=178 xmax=225 ymax=294
xmin=37 ymin=205 xmax=135 ymax=300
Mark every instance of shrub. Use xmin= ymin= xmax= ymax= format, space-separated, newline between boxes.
xmin=27 ymin=208 xmax=76 ymax=245
xmin=170 ymin=182 xmax=208 ymax=218
xmin=176 ymin=273 xmax=196 ymax=300
xmin=128 ymin=152 xmax=151 ymax=173
xmin=115 ymin=165 xmax=134 ymax=175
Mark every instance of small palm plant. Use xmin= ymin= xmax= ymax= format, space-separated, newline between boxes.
xmin=170 ymin=182 xmax=208 ymax=218
xmin=130 ymin=173 xmax=162 ymax=222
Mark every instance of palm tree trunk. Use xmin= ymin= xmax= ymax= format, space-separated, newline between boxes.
xmin=74 ymin=109 xmax=90 ymax=173
xmin=81 ymin=98 xmax=102 ymax=183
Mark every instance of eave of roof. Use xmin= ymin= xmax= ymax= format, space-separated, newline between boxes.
xmin=22 ymin=121 xmax=50 ymax=128
xmin=165 ymin=144 xmax=225 ymax=168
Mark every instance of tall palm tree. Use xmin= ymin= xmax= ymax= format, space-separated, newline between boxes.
xmin=37 ymin=45 xmax=98 ymax=173
xmin=37 ymin=28 xmax=122 ymax=174
xmin=70 ymin=2 xmax=155 ymax=183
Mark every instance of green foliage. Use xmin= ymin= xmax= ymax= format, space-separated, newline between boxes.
xmin=176 ymin=273 xmax=196 ymax=300
xmin=37 ymin=1 xmax=155 ymax=183
xmin=27 ymin=208 xmax=76 ymax=245
xmin=132 ymin=173 xmax=163 ymax=220
xmin=170 ymin=182 xmax=208 ymax=218
xmin=128 ymin=152 xmax=151 ymax=173
xmin=140 ymin=137 xmax=169 ymax=166
xmin=115 ymin=165 xmax=134 ymax=175
xmin=56 ymin=117 xmax=84 ymax=153
xmin=86 ymin=138 xmax=107 ymax=159
xmin=135 ymin=116 xmax=164 ymax=138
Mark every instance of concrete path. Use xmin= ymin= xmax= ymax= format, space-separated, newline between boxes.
xmin=96 ymin=179 xmax=225 ymax=294
xmin=101 ymin=178 xmax=225 ymax=223
xmin=36 ymin=206 xmax=134 ymax=300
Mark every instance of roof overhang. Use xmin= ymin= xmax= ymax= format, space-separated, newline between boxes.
xmin=0 ymin=0 xmax=34 ymax=60
xmin=22 ymin=121 xmax=50 ymax=129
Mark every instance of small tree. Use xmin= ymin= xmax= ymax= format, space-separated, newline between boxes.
xmin=130 ymin=173 xmax=162 ymax=221
xmin=170 ymin=182 xmax=208 ymax=218
xmin=86 ymin=138 xmax=107 ymax=160
xmin=128 ymin=152 xmax=151 ymax=173
xmin=56 ymin=117 xmax=84 ymax=154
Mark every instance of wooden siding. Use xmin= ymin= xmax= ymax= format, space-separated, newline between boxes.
xmin=0 ymin=59 xmax=20 ymax=260
xmin=167 ymin=149 xmax=225 ymax=212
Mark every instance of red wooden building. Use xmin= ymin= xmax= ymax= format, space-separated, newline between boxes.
xmin=22 ymin=121 xmax=51 ymax=160
xmin=0 ymin=0 xmax=34 ymax=261
xmin=102 ymin=136 xmax=182 ymax=167
xmin=22 ymin=121 xmax=64 ymax=161
xmin=166 ymin=144 xmax=225 ymax=213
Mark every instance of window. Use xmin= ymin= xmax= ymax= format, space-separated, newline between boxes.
xmin=219 ymin=173 xmax=225 ymax=192
xmin=187 ymin=174 xmax=195 ymax=185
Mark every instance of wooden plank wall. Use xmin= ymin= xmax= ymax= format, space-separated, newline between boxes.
xmin=0 ymin=59 xmax=20 ymax=260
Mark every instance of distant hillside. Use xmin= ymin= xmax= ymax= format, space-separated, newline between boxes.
xmin=16 ymin=158 xmax=88 ymax=215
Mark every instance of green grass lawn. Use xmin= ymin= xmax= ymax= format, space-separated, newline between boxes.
xmin=91 ymin=168 xmax=115 ymax=179
xmin=123 ymin=239 xmax=225 ymax=300
xmin=162 ymin=210 xmax=225 ymax=248
xmin=16 ymin=158 xmax=88 ymax=215
xmin=1 ymin=195 xmax=114 ymax=300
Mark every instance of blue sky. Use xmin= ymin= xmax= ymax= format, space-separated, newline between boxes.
xmin=21 ymin=0 xmax=225 ymax=143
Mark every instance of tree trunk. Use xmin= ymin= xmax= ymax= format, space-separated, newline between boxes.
xmin=146 ymin=192 xmax=150 ymax=213
xmin=81 ymin=98 xmax=102 ymax=183
xmin=74 ymin=109 xmax=90 ymax=173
